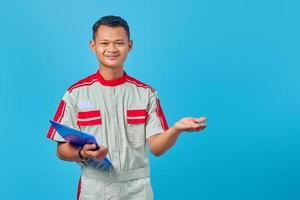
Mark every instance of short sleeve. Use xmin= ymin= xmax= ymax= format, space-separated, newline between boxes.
xmin=46 ymin=91 xmax=79 ymax=142
xmin=145 ymin=91 xmax=169 ymax=139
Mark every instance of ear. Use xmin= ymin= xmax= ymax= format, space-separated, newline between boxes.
xmin=128 ymin=39 xmax=133 ymax=52
xmin=90 ymin=40 xmax=96 ymax=52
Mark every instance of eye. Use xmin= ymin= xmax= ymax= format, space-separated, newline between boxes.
xmin=116 ymin=42 xmax=125 ymax=45
xmin=100 ymin=42 xmax=108 ymax=45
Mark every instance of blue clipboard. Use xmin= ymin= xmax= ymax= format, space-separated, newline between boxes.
xmin=49 ymin=120 xmax=112 ymax=168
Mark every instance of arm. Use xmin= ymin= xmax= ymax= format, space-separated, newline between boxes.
xmin=57 ymin=142 xmax=109 ymax=162
xmin=147 ymin=117 xmax=207 ymax=156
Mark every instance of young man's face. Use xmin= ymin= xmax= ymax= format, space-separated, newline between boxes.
xmin=90 ymin=25 xmax=133 ymax=70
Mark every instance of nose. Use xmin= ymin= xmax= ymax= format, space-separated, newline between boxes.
xmin=106 ymin=43 xmax=118 ymax=53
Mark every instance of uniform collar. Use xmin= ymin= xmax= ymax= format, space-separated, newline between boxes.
xmin=96 ymin=70 xmax=127 ymax=87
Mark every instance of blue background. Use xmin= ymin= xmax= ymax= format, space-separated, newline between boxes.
xmin=1 ymin=0 xmax=299 ymax=199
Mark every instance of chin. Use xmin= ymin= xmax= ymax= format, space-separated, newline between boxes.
xmin=101 ymin=63 xmax=123 ymax=69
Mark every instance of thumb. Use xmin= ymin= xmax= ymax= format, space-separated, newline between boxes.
xmin=83 ymin=144 xmax=97 ymax=151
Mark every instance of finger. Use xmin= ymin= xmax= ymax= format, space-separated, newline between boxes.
xmin=191 ymin=124 xmax=201 ymax=129
xmin=195 ymin=124 xmax=207 ymax=131
xmin=83 ymin=144 xmax=97 ymax=151
xmin=98 ymin=145 xmax=109 ymax=156
xmin=198 ymin=123 xmax=207 ymax=128
xmin=194 ymin=117 xmax=207 ymax=124
xmin=182 ymin=120 xmax=197 ymax=127
xmin=83 ymin=150 xmax=95 ymax=158
xmin=99 ymin=144 xmax=107 ymax=149
xmin=187 ymin=121 xmax=203 ymax=128
xmin=99 ymin=147 xmax=108 ymax=155
xmin=184 ymin=123 xmax=207 ymax=131
xmin=98 ymin=154 xmax=106 ymax=160
xmin=96 ymin=148 xmax=109 ymax=160
xmin=85 ymin=149 xmax=102 ymax=159
xmin=96 ymin=147 xmax=108 ymax=156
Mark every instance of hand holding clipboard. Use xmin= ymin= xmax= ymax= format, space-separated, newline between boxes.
xmin=49 ymin=120 xmax=111 ymax=168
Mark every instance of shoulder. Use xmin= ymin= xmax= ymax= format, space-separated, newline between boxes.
xmin=125 ymin=74 xmax=156 ymax=94
xmin=67 ymin=72 xmax=99 ymax=93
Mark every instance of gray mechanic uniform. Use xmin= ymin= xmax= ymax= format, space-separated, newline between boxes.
xmin=47 ymin=71 xmax=169 ymax=200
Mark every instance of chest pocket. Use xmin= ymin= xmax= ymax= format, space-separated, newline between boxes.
xmin=126 ymin=109 xmax=148 ymax=147
xmin=77 ymin=110 xmax=102 ymax=126
xmin=77 ymin=110 xmax=102 ymax=139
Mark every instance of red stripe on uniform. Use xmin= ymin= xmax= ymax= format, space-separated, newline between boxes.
xmin=77 ymin=176 xmax=81 ymax=200
xmin=78 ymin=110 xmax=101 ymax=119
xmin=125 ymin=76 xmax=156 ymax=93
xmin=127 ymin=118 xmax=147 ymax=124
xmin=47 ymin=100 xmax=67 ymax=139
xmin=68 ymin=72 xmax=99 ymax=93
xmin=77 ymin=119 xmax=101 ymax=126
xmin=127 ymin=109 xmax=147 ymax=117
xmin=68 ymin=79 xmax=98 ymax=93
xmin=156 ymin=98 xmax=169 ymax=131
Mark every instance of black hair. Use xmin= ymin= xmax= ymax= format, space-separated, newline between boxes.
xmin=92 ymin=15 xmax=130 ymax=40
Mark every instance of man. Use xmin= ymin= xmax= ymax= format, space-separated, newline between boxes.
xmin=47 ymin=15 xmax=207 ymax=200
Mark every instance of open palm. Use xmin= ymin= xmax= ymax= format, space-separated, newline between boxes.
xmin=174 ymin=117 xmax=207 ymax=132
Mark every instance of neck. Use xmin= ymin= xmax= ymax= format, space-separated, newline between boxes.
xmin=99 ymin=65 xmax=124 ymax=80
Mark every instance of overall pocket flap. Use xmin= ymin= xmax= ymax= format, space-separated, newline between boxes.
xmin=77 ymin=110 xmax=101 ymax=126
xmin=127 ymin=109 xmax=148 ymax=124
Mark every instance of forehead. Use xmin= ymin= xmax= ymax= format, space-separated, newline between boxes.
xmin=95 ymin=25 xmax=128 ymax=41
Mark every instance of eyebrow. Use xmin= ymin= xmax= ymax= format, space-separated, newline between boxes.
xmin=99 ymin=39 xmax=126 ymax=42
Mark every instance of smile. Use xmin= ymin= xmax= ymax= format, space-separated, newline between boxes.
xmin=105 ymin=55 xmax=120 ymax=60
